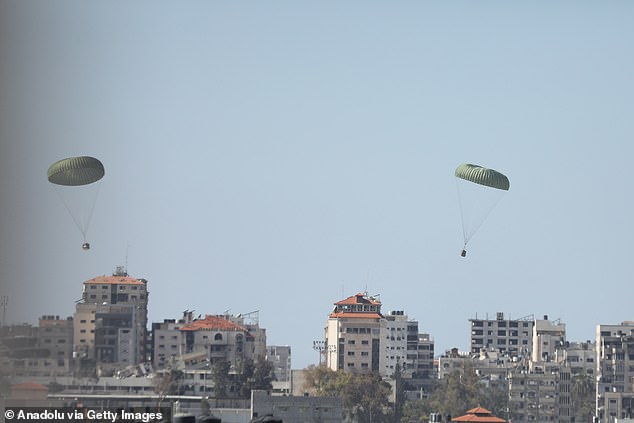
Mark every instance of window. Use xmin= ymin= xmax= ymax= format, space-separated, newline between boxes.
xmin=214 ymin=333 xmax=223 ymax=341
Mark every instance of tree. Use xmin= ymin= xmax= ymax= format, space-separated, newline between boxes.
xmin=571 ymin=372 xmax=595 ymax=423
xmin=200 ymin=397 xmax=211 ymax=416
xmin=342 ymin=373 xmax=393 ymax=423
xmin=231 ymin=356 xmax=274 ymax=398
xmin=252 ymin=357 xmax=274 ymax=390
xmin=302 ymin=366 xmax=393 ymax=422
xmin=211 ymin=360 xmax=230 ymax=397
xmin=425 ymin=362 xmax=508 ymax=420
xmin=393 ymin=363 xmax=406 ymax=423
xmin=154 ymin=368 xmax=184 ymax=405
xmin=302 ymin=364 xmax=342 ymax=397
xmin=402 ymin=398 xmax=432 ymax=423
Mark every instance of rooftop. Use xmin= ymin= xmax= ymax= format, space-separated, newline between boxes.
xmin=83 ymin=275 xmax=146 ymax=286
xmin=335 ymin=292 xmax=381 ymax=306
xmin=179 ymin=315 xmax=249 ymax=332
xmin=452 ymin=407 xmax=506 ymax=423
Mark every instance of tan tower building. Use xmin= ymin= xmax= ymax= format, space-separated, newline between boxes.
xmin=74 ymin=267 xmax=148 ymax=369
xmin=325 ymin=293 xmax=383 ymax=373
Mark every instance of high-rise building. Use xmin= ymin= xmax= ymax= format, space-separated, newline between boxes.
xmin=381 ymin=310 xmax=434 ymax=379
xmin=324 ymin=293 xmax=434 ymax=380
xmin=596 ymin=322 xmax=634 ymax=423
xmin=325 ymin=293 xmax=383 ymax=373
xmin=73 ymin=266 xmax=148 ymax=369
xmin=469 ymin=312 xmax=534 ymax=357
xmin=532 ymin=315 xmax=566 ymax=362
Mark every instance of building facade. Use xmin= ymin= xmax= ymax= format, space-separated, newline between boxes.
xmin=324 ymin=293 xmax=435 ymax=381
xmin=152 ymin=312 xmax=267 ymax=371
xmin=266 ymin=345 xmax=292 ymax=384
xmin=596 ymin=322 xmax=634 ymax=423
xmin=325 ymin=293 xmax=384 ymax=374
xmin=0 ymin=316 xmax=73 ymax=377
xmin=469 ymin=312 xmax=534 ymax=357
xmin=532 ymin=316 xmax=566 ymax=363
xmin=73 ymin=267 xmax=149 ymax=369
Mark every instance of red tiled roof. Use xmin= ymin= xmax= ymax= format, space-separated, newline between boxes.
xmin=452 ymin=407 xmax=506 ymax=423
xmin=179 ymin=315 xmax=248 ymax=332
xmin=84 ymin=275 xmax=146 ymax=286
xmin=11 ymin=382 xmax=48 ymax=391
xmin=329 ymin=312 xmax=383 ymax=319
xmin=335 ymin=293 xmax=381 ymax=306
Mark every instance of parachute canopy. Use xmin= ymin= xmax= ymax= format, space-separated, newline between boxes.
xmin=47 ymin=156 xmax=105 ymax=187
xmin=455 ymin=163 xmax=510 ymax=255
xmin=455 ymin=163 xmax=510 ymax=191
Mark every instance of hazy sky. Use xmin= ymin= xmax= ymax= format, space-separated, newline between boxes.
xmin=1 ymin=1 xmax=633 ymax=369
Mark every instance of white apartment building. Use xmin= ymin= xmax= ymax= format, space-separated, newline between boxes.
xmin=469 ymin=312 xmax=534 ymax=356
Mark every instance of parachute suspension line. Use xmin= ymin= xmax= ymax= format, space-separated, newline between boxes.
xmin=53 ymin=186 xmax=87 ymax=242
xmin=53 ymin=180 xmax=103 ymax=242
xmin=454 ymin=163 xmax=510 ymax=256
xmin=82 ymin=180 xmax=103 ymax=240
xmin=455 ymin=179 xmax=469 ymax=245
xmin=461 ymin=189 xmax=505 ymax=245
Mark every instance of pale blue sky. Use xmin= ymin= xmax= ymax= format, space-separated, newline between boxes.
xmin=1 ymin=1 xmax=633 ymax=369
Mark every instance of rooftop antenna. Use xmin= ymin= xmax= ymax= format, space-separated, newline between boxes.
xmin=125 ymin=241 xmax=129 ymax=274
xmin=1 ymin=295 xmax=7 ymax=327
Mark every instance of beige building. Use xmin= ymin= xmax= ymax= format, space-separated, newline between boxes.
xmin=324 ymin=293 xmax=435 ymax=380
xmin=532 ymin=316 xmax=566 ymax=362
xmin=151 ymin=311 xmax=267 ymax=371
xmin=325 ymin=293 xmax=383 ymax=373
xmin=37 ymin=315 xmax=74 ymax=375
xmin=0 ymin=316 xmax=73 ymax=377
xmin=73 ymin=267 xmax=148 ymax=368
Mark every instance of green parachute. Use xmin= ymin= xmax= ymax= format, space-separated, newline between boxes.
xmin=48 ymin=156 xmax=105 ymax=250
xmin=455 ymin=163 xmax=509 ymax=257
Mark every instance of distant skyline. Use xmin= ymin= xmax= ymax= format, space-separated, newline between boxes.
xmin=2 ymin=2 xmax=634 ymax=369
